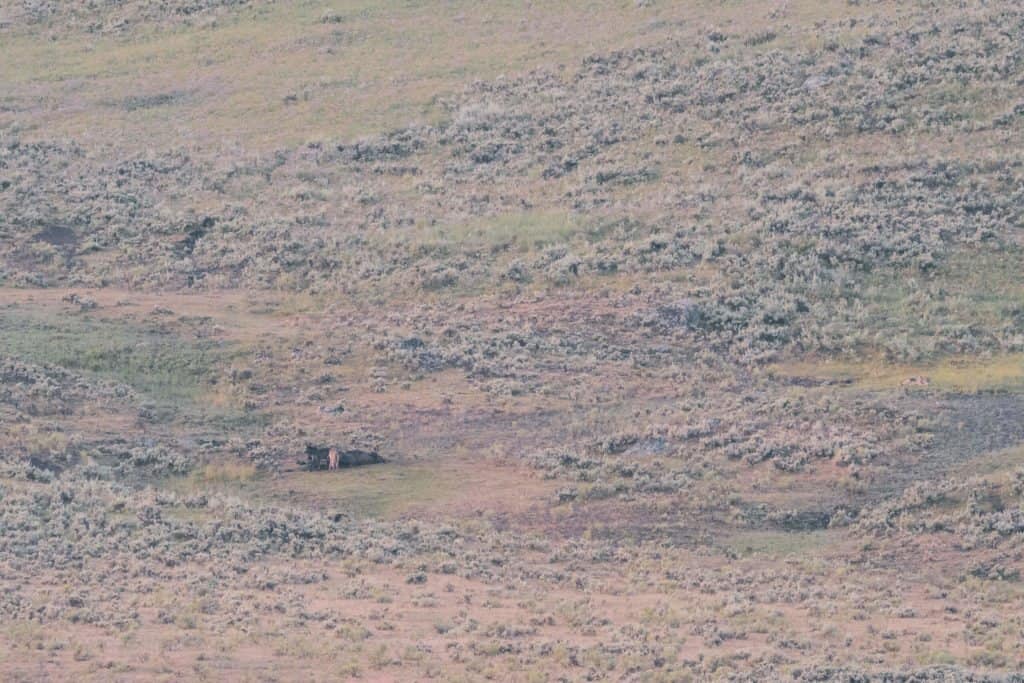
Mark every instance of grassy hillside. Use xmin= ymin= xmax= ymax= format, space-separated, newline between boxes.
xmin=2 ymin=1 xmax=1024 ymax=680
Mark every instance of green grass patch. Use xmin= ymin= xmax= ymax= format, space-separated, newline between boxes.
xmin=192 ymin=461 xmax=260 ymax=485
xmin=4 ymin=0 xmax=876 ymax=150
xmin=0 ymin=0 xmax=727 ymax=150
xmin=207 ymin=459 xmax=516 ymax=519
xmin=854 ymin=247 xmax=1024 ymax=340
xmin=260 ymin=463 xmax=442 ymax=518
xmin=722 ymin=529 xmax=835 ymax=559
xmin=929 ymin=248 xmax=1024 ymax=328
xmin=954 ymin=445 xmax=1024 ymax=479
xmin=0 ymin=309 xmax=233 ymax=405
xmin=164 ymin=460 xmax=450 ymax=519
xmin=774 ymin=354 xmax=1024 ymax=394
xmin=413 ymin=209 xmax=579 ymax=253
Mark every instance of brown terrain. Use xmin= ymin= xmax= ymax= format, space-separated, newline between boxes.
xmin=2 ymin=0 xmax=1024 ymax=680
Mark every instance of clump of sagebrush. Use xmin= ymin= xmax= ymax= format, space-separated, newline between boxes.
xmin=4 ymin=5 xmax=1020 ymax=369
xmin=856 ymin=471 xmax=1024 ymax=550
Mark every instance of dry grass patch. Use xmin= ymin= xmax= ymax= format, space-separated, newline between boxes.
xmin=774 ymin=354 xmax=1024 ymax=394
xmin=3 ymin=0 xmax=891 ymax=151
xmin=721 ymin=530 xmax=838 ymax=559
xmin=251 ymin=457 xmax=554 ymax=520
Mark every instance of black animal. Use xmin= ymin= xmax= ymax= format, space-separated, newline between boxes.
xmin=300 ymin=444 xmax=385 ymax=471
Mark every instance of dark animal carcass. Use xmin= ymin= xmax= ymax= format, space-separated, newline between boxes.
xmin=300 ymin=444 xmax=385 ymax=471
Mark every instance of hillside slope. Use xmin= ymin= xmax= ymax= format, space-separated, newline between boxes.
xmin=2 ymin=1 xmax=1024 ymax=680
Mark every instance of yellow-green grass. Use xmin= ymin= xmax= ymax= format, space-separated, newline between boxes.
xmin=720 ymin=529 xmax=837 ymax=559
xmin=929 ymin=249 xmax=1024 ymax=330
xmin=416 ymin=209 xmax=580 ymax=253
xmin=0 ymin=307 xmax=261 ymax=432
xmin=164 ymin=457 xmax=445 ymax=519
xmin=854 ymin=248 xmax=1024 ymax=335
xmin=953 ymin=445 xmax=1024 ymax=479
xmin=239 ymin=462 xmax=446 ymax=518
xmin=2 ymin=0 xmax=885 ymax=152
xmin=182 ymin=454 xmax=550 ymax=520
xmin=4 ymin=0 xmax=667 ymax=149
xmin=0 ymin=308 xmax=227 ymax=402
xmin=774 ymin=354 xmax=1024 ymax=394
xmin=193 ymin=460 xmax=260 ymax=485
